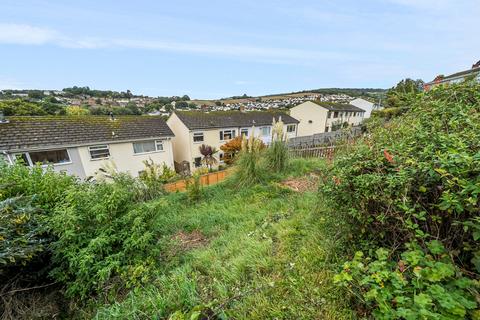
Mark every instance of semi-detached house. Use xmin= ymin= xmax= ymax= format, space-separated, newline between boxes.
xmin=167 ymin=111 xmax=299 ymax=172
xmin=290 ymin=101 xmax=365 ymax=137
xmin=0 ymin=116 xmax=175 ymax=179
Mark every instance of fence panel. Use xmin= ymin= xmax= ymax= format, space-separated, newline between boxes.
xmin=164 ymin=169 xmax=233 ymax=193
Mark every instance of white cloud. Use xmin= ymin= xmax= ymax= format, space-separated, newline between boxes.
xmin=0 ymin=23 xmax=59 ymax=45
xmin=0 ymin=23 xmax=352 ymax=64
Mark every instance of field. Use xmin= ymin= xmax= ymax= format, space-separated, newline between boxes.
xmin=74 ymin=158 xmax=353 ymax=319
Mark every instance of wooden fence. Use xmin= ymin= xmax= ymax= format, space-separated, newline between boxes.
xmin=289 ymin=145 xmax=336 ymax=159
xmin=164 ymin=169 xmax=233 ymax=192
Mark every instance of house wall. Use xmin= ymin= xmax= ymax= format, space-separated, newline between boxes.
xmin=188 ymin=127 xmax=237 ymax=170
xmin=349 ymin=98 xmax=374 ymax=118
xmin=53 ymin=147 xmax=86 ymax=178
xmin=167 ymin=113 xmax=192 ymax=164
xmin=290 ymin=101 xmax=328 ymax=137
xmin=77 ymin=139 xmax=174 ymax=178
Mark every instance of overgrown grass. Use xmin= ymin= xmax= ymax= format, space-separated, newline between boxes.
xmin=84 ymin=158 xmax=352 ymax=319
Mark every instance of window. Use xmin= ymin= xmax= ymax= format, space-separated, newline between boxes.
xmin=240 ymin=128 xmax=249 ymax=137
xmin=220 ymin=129 xmax=236 ymax=141
xmin=27 ymin=149 xmax=70 ymax=166
xmin=286 ymin=124 xmax=296 ymax=133
xmin=194 ymin=157 xmax=202 ymax=168
xmin=260 ymin=127 xmax=271 ymax=136
xmin=308 ymin=120 xmax=313 ymax=124
xmin=89 ymin=145 xmax=110 ymax=160
xmin=193 ymin=132 xmax=204 ymax=143
xmin=328 ymin=112 xmax=332 ymax=119
xmin=353 ymin=112 xmax=356 ymax=117
xmin=133 ymin=140 xmax=164 ymax=154
xmin=325 ymin=126 xmax=330 ymax=132
xmin=333 ymin=111 xmax=339 ymax=118
xmin=219 ymin=153 xmax=224 ymax=162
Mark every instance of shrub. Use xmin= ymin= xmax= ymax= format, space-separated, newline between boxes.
xmin=139 ymin=159 xmax=178 ymax=199
xmin=322 ymin=81 xmax=480 ymax=317
xmin=0 ymin=162 xmax=76 ymax=271
xmin=265 ymin=118 xmax=289 ymax=173
xmin=234 ymin=134 xmax=266 ymax=188
xmin=335 ymin=242 xmax=478 ymax=319
xmin=0 ymin=196 xmax=44 ymax=266
xmin=48 ymin=174 xmax=161 ymax=298
xmin=186 ymin=171 xmax=203 ymax=202
xmin=199 ymin=144 xmax=218 ymax=171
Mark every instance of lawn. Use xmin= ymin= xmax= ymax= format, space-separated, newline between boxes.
xmin=81 ymin=159 xmax=354 ymax=319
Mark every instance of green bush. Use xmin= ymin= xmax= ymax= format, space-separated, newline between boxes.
xmin=321 ymin=81 xmax=480 ymax=317
xmin=335 ymin=242 xmax=478 ymax=319
xmin=0 ymin=162 xmax=76 ymax=270
xmin=48 ymin=174 xmax=162 ymax=298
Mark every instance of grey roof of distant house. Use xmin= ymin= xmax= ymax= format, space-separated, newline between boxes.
xmin=0 ymin=116 xmax=174 ymax=152
xmin=311 ymin=101 xmax=366 ymax=112
xmin=175 ymin=111 xmax=299 ymax=130
xmin=426 ymin=66 xmax=480 ymax=85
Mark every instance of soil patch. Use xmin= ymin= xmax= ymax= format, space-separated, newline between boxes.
xmin=172 ymin=230 xmax=209 ymax=251
xmin=281 ymin=174 xmax=319 ymax=192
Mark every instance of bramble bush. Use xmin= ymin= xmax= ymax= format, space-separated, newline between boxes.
xmin=322 ymin=81 xmax=480 ymax=318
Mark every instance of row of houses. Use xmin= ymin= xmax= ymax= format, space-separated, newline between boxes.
xmin=0 ymin=99 xmax=373 ymax=178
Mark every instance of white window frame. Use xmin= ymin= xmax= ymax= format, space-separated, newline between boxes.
xmin=240 ymin=128 xmax=249 ymax=137
xmin=88 ymin=145 xmax=110 ymax=160
xmin=260 ymin=127 xmax=271 ymax=136
xmin=193 ymin=132 xmax=204 ymax=143
xmin=14 ymin=149 xmax=72 ymax=167
xmin=219 ymin=129 xmax=236 ymax=141
xmin=286 ymin=124 xmax=296 ymax=133
xmin=132 ymin=140 xmax=165 ymax=155
xmin=193 ymin=156 xmax=202 ymax=168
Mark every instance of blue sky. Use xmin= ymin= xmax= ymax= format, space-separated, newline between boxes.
xmin=0 ymin=0 xmax=479 ymax=99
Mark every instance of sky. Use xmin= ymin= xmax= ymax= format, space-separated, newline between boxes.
xmin=0 ymin=0 xmax=479 ymax=99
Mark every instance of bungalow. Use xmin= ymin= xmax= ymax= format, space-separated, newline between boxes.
xmin=167 ymin=111 xmax=299 ymax=172
xmin=0 ymin=115 xmax=175 ymax=179
xmin=290 ymin=101 xmax=365 ymax=137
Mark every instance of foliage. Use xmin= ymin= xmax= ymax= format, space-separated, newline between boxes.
xmin=322 ymin=81 xmax=480 ymax=317
xmin=48 ymin=174 xmax=161 ymax=298
xmin=233 ymin=134 xmax=266 ymax=188
xmin=62 ymin=86 xmax=133 ymax=99
xmin=383 ymin=78 xmax=424 ymax=111
xmin=265 ymin=118 xmax=289 ymax=173
xmin=139 ymin=160 xmax=178 ymax=199
xmin=220 ymin=136 xmax=242 ymax=164
xmin=199 ymin=144 xmax=219 ymax=170
xmin=0 ymin=99 xmax=47 ymax=116
xmin=65 ymin=105 xmax=90 ymax=116
xmin=0 ymin=196 xmax=44 ymax=266
xmin=186 ymin=171 xmax=203 ymax=203
xmin=335 ymin=243 xmax=478 ymax=319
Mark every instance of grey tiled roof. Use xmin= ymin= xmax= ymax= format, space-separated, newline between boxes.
xmin=0 ymin=116 xmax=174 ymax=151
xmin=175 ymin=111 xmax=299 ymax=130
xmin=311 ymin=101 xmax=365 ymax=112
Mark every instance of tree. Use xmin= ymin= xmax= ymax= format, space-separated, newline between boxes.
xmin=176 ymin=101 xmax=189 ymax=109
xmin=0 ymin=99 xmax=47 ymax=116
xmin=65 ymin=105 xmax=90 ymax=116
xmin=126 ymin=102 xmax=141 ymax=115
xmin=199 ymin=144 xmax=218 ymax=170
xmin=181 ymin=95 xmax=190 ymax=101
xmin=385 ymin=78 xmax=424 ymax=109
xmin=27 ymin=90 xmax=45 ymax=100
xmin=220 ymin=136 xmax=265 ymax=164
